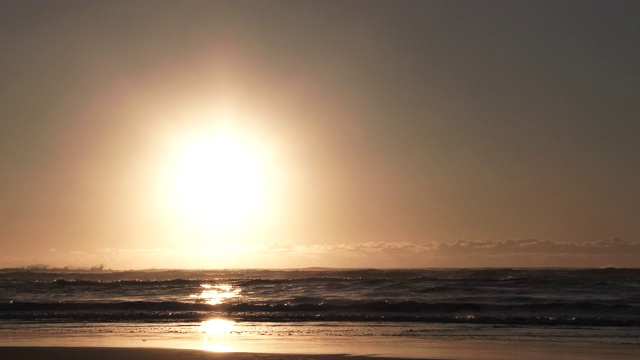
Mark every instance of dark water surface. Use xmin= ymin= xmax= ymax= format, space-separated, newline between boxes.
xmin=1 ymin=268 xmax=639 ymax=342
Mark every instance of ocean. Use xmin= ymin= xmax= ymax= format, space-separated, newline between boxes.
xmin=1 ymin=268 xmax=639 ymax=354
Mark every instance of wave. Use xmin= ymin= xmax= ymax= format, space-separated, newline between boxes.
xmin=49 ymin=279 xmax=199 ymax=287
xmin=2 ymin=268 xmax=639 ymax=282
xmin=1 ymin=301 xmax=637 ymax=327
xmin=2 ymin=268 xmax=638 ymax=329
xmin=2 ymin=299 xmax=638 ymax=317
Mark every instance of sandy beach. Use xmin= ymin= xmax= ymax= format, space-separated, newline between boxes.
xmin=0 ymin=347 xmax=401 ymax=360
xmin=2 ymin=339 xmax=639 ymax=360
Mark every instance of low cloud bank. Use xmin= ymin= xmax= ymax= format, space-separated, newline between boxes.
xmin=2 ymin=238 xmax=638 ymax=270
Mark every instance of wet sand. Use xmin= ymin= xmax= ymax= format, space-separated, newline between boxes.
xmin=1 ymin=340 xmax=639 ymax=360
xmin=0 ymin=347 xmax=402 ymax=360
xmin=1 ymin=326 xmax=639 ymax=360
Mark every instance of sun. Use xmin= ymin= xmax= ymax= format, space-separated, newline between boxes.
xmin=166 ymin=127 xmax=270 ymax=231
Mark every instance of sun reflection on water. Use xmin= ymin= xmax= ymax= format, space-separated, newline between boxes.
xmin=190 ymin=284 xmax=240 ymax=305
xmin=200 ymin=319 xmax=235 ymax=335
xmin=200 ymin=319 xmax=236 ymax=352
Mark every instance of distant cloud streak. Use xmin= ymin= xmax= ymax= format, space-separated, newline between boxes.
xmin=2 ymin=238 xmax=638 ymax=270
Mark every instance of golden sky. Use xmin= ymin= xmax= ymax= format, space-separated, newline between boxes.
xmin=1 ymin=1 xmax=639 ymax=269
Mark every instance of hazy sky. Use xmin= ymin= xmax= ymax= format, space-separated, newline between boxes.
xmin=1 ymin=1 xmax=639 ymax=269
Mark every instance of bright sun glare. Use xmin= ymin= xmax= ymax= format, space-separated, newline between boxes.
xmin=167 ymin=126 xmax=271 ymax=232
xmin=200 ymin=319 xmax=236 ymax=335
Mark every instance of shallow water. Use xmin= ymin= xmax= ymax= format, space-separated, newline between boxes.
xmin=1 ymin=268 xmax=639 ymax=349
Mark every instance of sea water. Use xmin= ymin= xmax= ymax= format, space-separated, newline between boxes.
xmin=1 ymin=268 xmax=639 ymax=355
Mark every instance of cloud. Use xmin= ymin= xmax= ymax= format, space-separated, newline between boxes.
xmin=265 ymin=240 xmax=435 ymax=254
xmin=436 ymin=238 xmax=640 ymax=256
xmin=1 ymin=238 xmax=639 ymax=270
xmin=428 ymin=238 xmax=640 ymax=268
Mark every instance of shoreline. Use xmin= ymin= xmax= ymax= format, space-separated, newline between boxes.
xmin=2 ymin=337 xmax=639 ymax=360
xmin=0 ymin=347 xmax=402 ymax=360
